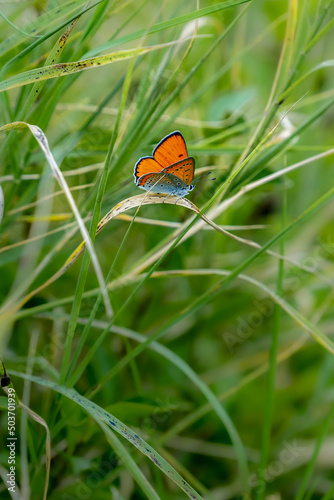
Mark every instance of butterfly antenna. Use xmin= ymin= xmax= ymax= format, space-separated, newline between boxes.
xmin=193 ymin=171 xmax=216 ymax=184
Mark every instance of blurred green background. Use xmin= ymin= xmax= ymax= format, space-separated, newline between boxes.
xmin=0 ymin=0 xmax=334 ymax=499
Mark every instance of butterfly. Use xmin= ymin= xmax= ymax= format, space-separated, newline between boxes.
xmin=133 ymin=131 xmax=196 ymax=203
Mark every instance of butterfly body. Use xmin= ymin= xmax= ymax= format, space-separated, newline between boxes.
xmin=134 ymin=131 xmax=195 ymax=202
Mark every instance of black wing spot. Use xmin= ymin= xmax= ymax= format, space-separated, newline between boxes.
xmin=178 ymin=153 xmax=184 ymax=158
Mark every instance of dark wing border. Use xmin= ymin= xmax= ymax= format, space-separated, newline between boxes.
xmin=153 ymin=130 xmax=188 ymax=158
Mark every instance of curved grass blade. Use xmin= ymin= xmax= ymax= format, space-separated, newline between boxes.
xmin=59 ymin=56 xmax=137 ymax=385
xmin=0 ymin=10 xmax=41 ymax=39
xmin=0 ymin=121 xmax=112 ymax=318
xmin=10 ymin=371 xmax=203 ymax=500
xmin=19 ymin=401 xmax=51 ymax=500
xmin=97 ymin=421 xmax=162 ymax=500
xmin=5 ymin=143 xmax=334 ymax=354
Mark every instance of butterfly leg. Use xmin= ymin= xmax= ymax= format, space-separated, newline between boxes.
xmin=163 ymin=193 xmax=173 ymax=203
xmin=174 ymin=195 xmax=185 ymax=205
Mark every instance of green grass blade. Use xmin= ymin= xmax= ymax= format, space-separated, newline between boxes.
xmin=0 ymin=0 xmax=103 ymax=58
xmin=97 ymin=421 xmax=162 ymax=500
xmin=61 ymin=59 xmax=136 ymax=385
xmin=255 ymin=186 xmax=286 ymax=500
xmin=295 ymin=404 xmax=334 ymax=500
xmin=0 ymin=43 xmax=184 ymax=93
xmin=85 ymin=0 xmax=251 ymax=57
xmin=10 ymin=371 xmax=204 ymax=500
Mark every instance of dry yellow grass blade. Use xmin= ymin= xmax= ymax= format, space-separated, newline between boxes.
xmin=3 ymin=156 xmax=332 ymax=323
xmin=1 ymin=145 xmax=332 ymax=327
xmin=0 ymin=195 xmax=200 ymax=315
xmin=127 ymin=149 xmax=334 ymax=278
xmin=0 ymin=193 xmax=235 ymax=320
xmin=19 ymin=402 xmax=51 ymax=500
xmin=0 ymin=121 xmax=112 ymax=318
xmin=1 ymin=382 xmax=51 ymax=500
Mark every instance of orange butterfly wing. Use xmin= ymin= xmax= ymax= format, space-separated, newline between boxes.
xmin=153 ymin=131 xmax=189 ymax=168
xmin=161 ymin=158 xmax=195 ymax=186
xmin=134 ymin=131 xmax=194 ymax=185
xmin=134 ymin=157 xmax=162 ymax=181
